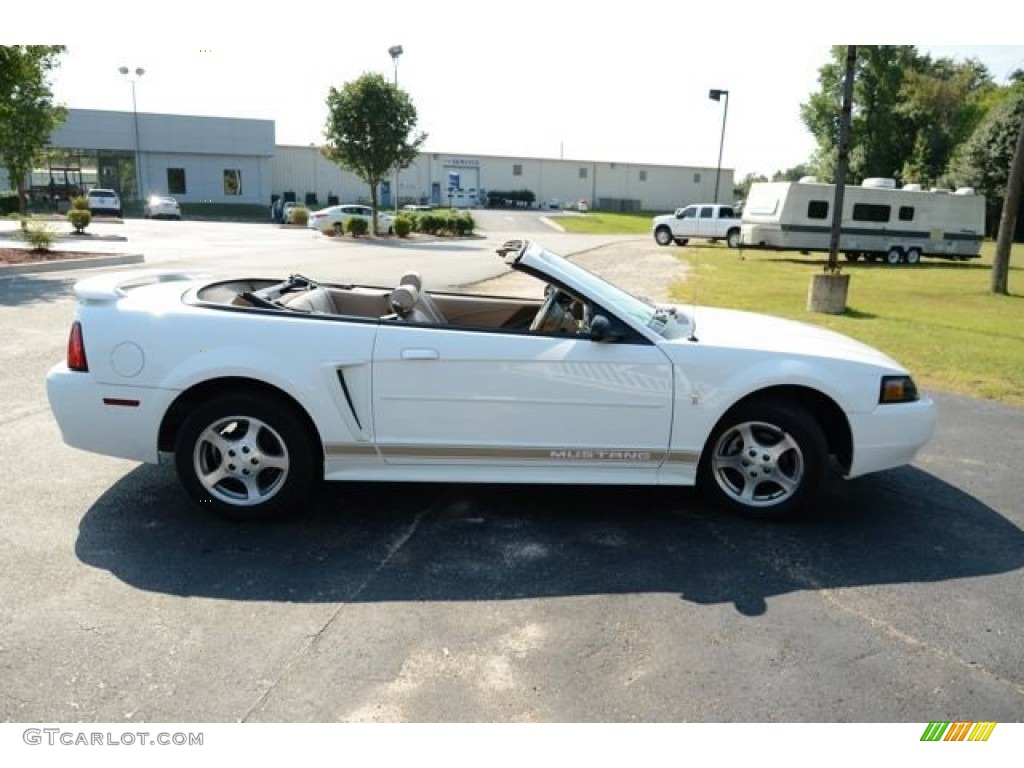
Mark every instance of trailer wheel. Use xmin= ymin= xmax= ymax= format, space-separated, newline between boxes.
xmin=885 ymin=247 xmax=904 ymax=265
xmin=904 ymin=248 xmax=922 ymax=265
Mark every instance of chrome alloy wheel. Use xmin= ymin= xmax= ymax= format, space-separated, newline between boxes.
xmin=192 ymin=415 xmax=290 ymax=506
xmin=710 ymin=419 xmax=806 ymax=508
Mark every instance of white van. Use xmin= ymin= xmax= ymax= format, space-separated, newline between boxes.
xmin=741 ymin=179 xmax=985 ymax=264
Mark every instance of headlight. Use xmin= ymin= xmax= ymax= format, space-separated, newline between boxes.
xmin=879 ymin=375 xmax=919 ymax=404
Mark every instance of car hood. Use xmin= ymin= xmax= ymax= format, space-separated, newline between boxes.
xmin=664 ymin=305 xmax=906 ymax=371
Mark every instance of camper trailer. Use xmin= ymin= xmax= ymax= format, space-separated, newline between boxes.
xmin=741 ymin=178 xmax=985 ymax=264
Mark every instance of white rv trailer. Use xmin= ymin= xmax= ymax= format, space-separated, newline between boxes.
xmin=740 ymin=179 xmax=985 ymax=264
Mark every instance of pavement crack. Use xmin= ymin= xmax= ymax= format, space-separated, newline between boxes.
xmin=238 ymin=498 xmax=438 ymax=722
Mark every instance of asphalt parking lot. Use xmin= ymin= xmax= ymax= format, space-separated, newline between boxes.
xmin=1 ymin=219 xmax=1022 ymax=722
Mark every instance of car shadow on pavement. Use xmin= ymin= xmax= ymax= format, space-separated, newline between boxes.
xmin=74 ymin=463 xmax=1024 ymax=616
xmin=0 ymin=274 xmax=76 ymax=306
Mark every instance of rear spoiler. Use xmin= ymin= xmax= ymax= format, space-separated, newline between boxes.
xmin=74 ymin=270 xmax=205 ymax=303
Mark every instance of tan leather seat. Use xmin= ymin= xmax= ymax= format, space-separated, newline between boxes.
xmin=395 ymin=272 xmax=447 ymax=324
xmin=282 ymin=288 xmax=337 ymax=314
xmin=388 ymin=284 xmax=437 ymax=324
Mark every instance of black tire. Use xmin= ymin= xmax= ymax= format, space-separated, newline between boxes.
xmin=698 ymin=399 xmax=828 ymax=520
xmin=904 ymin=247 xmax=922 ymax=265
xmin=885 ymin=247 xmax=903 ymax=265
xmin=174 ymin=392 xmax=319 ymax=522
xmin=654 ymin=226 xmax=674 ymax=246
xmin=332 ymin=222 xmax=344 ymax=235
xmin=726 ymin=228 xmax=741 ymax=249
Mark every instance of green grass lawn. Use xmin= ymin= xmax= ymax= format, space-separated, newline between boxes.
xmin=554 ymin=211 xmax=654 ymax=235
xmin=665 ymin=242 xmax=1024 ymax=407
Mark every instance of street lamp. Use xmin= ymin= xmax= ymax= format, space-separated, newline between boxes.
xmin=119 ymin=66 xmax=145 ymax=202
xmin=709 ymin=88 xmax=729 ymax=204
xmin=388 ymin=45 xmax=403 ymax=212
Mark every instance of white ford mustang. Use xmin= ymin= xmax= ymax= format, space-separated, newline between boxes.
xmin=46 ymin=239 xmax=936 ymax=522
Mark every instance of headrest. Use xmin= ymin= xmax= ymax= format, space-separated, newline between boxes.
xmin=389 ymin=284 xmax=419 ymax=314
xmin=400 ymin=271 xmax=423 ymax=291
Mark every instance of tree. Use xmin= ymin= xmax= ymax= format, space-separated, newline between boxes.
xmin=322 ymin=73 xmax=426 ymax=233
xmin=991 ymin=108 xmax=1024 ymax=295
xmin=800 ymin=47 xmax=993 ymax=187
xmin=0 ymin=46 xmax=67 ymax=215
xmin=948 ymin=87 xmax=1024 ymax=236
xmin=801 ymin=46 xmax=920 ymax=183
xmin=896 ymin=57 xmax=994 ymax=185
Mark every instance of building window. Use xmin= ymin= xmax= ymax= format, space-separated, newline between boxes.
xmin=513 ymin=164 xmax=522 ymax=176
xmin=639 ymin=170 xmax=647 ymax=182
xmin=694 ymin=172 xmax=701 ymax=184
xmin=899 ymin=205 xmax=915 ymax=221
xmin=807 ymin=200 xmax=829 ymax=219
xmin=579 ymin=167 xmax=588 ymax=180
xmin=223 ymin=169 xmax=242 ymax=196
xmin=167 ymin=168 xmax=186 ymax=195
xmin=852 ymin=203 xmax=890 ymax=222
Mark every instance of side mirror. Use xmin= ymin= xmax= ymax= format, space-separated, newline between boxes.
xmin=589 ymin=314 xmax=621 ymax=343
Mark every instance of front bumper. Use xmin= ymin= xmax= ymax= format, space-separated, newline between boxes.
xmin=846 ymin=395 xmax=937 ymax=478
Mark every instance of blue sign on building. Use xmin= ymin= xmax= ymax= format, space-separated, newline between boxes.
xmin=447 ymin=172 xmax=460 ymax=192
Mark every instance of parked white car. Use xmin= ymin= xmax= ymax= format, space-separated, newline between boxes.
xmin=308 ymin=204 xmax=395 ymax=235
xmin=143 ymin=195 xmax=181 ymax=220
xmin=86 ymin=188 xmax=122 ymax=218
xmin=45 ymin=239 xmax=935 ymax=522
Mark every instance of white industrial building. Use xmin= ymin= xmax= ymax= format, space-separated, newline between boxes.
xmin=3 ymin=109 xmax=733 ymax=212
xmin=276 ymin=145 xmax=733 ymax=212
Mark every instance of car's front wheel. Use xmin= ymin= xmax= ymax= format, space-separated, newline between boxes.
xmin=698 ymin=399 xmax=828 ymax=520
xmin=174 ymin=393 xmax=318 ymax=521
xmin=654 ymin=226 xmax=674 ymax=246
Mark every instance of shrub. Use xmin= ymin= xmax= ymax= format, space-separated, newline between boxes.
xmin=68 ymin=208 xmax=92 ymax=233
xmin=16 ymin=218 xmax=56 ymax=250
xmin=70 ymin=195 xmax=90 ymax=211
xmin=394 ymin=215 xmax=413 ymax=238
xmin=417 ymin=212 xmax=441 ymax=235
xmin=287 ymin=206 xmax=309 ymax=226
xmin=346 ymin=217 xmax=369 ymax=237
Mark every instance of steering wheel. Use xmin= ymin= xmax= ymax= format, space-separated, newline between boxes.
xmin=529 ymin=287 xmax=563 ymax=332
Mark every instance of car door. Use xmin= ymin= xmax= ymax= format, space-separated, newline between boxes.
xmin=697 ymin=206 xmax=716 ymax=238
xmin=370 ymin=323 xmax=674 ymax=476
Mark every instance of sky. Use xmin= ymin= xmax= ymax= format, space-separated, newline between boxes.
xmin=7 ymin=2 xmax=1024 ymax=179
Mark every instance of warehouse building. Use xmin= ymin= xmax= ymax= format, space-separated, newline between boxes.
xmin=3 ymin=109 xmax=733 ymax=212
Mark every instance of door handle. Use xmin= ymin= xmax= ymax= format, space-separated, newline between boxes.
xmin=401 ymin=348 xmax=439 ymax=361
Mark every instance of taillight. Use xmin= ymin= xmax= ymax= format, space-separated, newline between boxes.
xmin=67 ymin=321 xmax=88 ymax=371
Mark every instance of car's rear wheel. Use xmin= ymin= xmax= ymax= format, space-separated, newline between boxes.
xmin=698 ymin=399 xmax=828 ymax=520
xmin=174 ymin=393 xmax=318 ymax=521
xmin=726 ymin=228 xmax=741 ymax=248
xmin=332 ymin=222 xmax=344 ymax=235
xmin=654 ymin=227 xmax=673 ymax=246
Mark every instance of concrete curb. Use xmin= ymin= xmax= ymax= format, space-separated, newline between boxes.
xmin=0 ymin=252 xmax=145 ymax=277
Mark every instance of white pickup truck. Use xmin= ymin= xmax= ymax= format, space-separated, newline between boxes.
xmin=652 ymin=204 xmax=742 ymax=248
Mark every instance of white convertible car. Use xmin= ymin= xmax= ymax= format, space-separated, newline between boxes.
xmin=46 ymin=239 xmax=936 ymax=522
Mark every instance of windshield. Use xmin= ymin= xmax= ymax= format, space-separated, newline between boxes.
xmin=526 ymin=244 xmax=691 ymax=339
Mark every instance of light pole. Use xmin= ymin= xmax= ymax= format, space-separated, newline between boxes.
xmin=709 ymin=88 xmax=729 ymax=204
xmin=119 ymin=66 xmax=145 ymax=202
xmin=388 ymin=45 xmax=403 ymax=213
